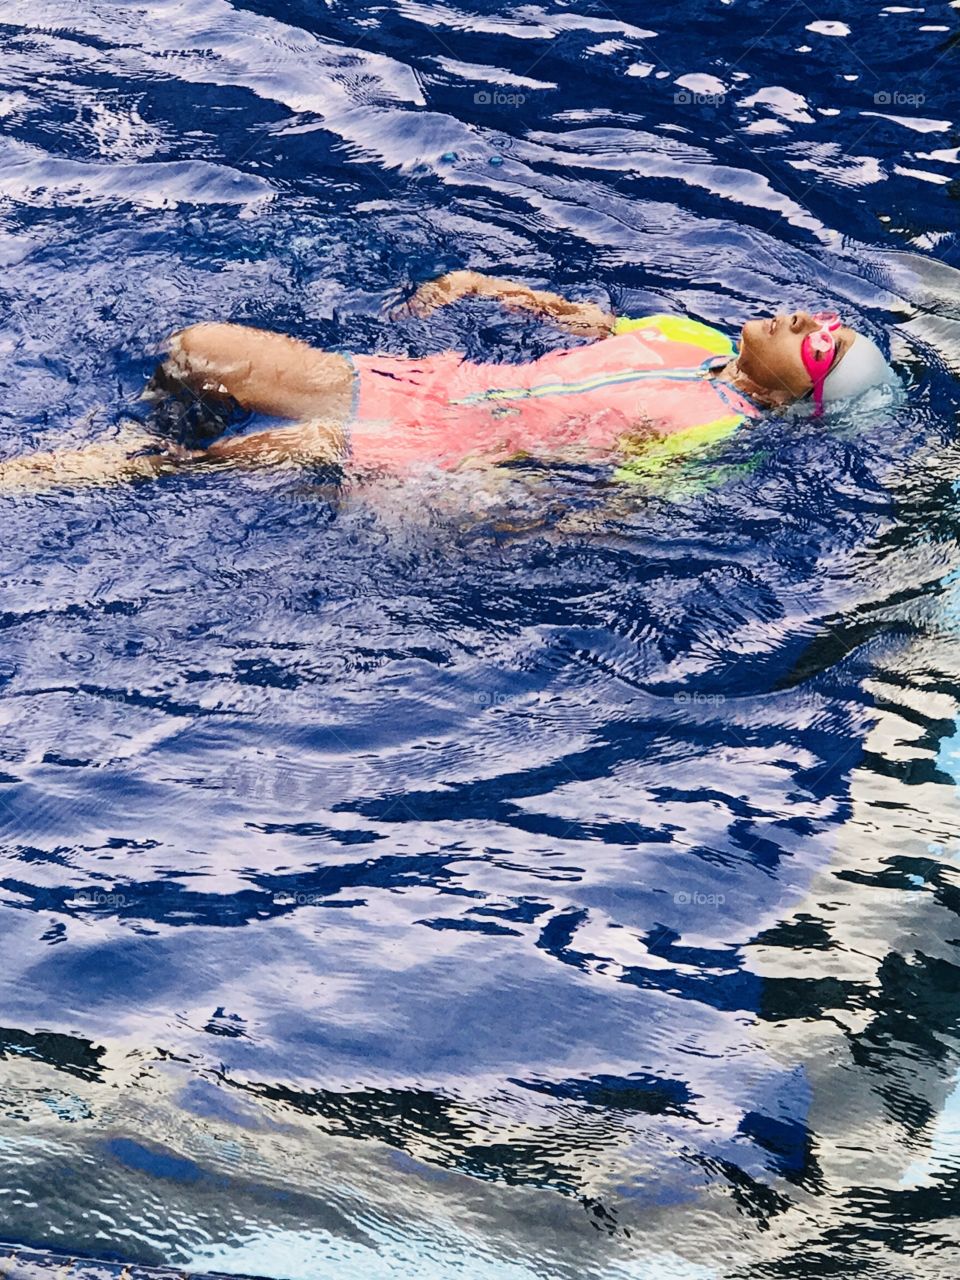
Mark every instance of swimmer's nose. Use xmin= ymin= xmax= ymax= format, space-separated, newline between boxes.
xmin=789 ymin=310 xmax=817 ymax=334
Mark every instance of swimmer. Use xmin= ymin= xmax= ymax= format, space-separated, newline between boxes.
xmin=0 ymin=271 xmax=897 ymax=490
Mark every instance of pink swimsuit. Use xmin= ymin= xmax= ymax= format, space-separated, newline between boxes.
xmin=346 ymin=316 xmax=758 ymax=473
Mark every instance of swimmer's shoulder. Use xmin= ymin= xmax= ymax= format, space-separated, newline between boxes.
xmin=611 ymin=313 xmax=736 ymax=360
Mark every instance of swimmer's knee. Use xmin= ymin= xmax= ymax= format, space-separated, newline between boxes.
xmin=156 ymin=324 xmax=244 ymax=396
xmin=167 ymin=322 xmax=226 ymax=366
xmin=171 ymin=321 xmax=227 ymax=343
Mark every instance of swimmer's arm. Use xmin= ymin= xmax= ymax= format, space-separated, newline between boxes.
xmin=407 ymin=271 xmax=616 ymax=340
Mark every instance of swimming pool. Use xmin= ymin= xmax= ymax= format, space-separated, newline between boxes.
xmin=0 ymin=0 xmax=959 ymax=1276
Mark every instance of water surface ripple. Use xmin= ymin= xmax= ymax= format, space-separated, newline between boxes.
xmin=0 ymin=1 xmax=959 ymax=1277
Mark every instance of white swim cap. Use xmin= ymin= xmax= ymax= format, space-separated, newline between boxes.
xmin=821 ymin=332 xmax=897 ymax=404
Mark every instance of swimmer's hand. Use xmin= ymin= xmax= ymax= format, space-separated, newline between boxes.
xmin=400 ymin=271 xmax=616 ymax=340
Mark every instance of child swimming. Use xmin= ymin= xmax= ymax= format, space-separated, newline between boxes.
xmin=0 ymin=271 xmax=897 ymax=489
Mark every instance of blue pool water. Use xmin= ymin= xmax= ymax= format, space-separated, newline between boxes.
xmin=1 ymin=1 xmax=960 ymax=1276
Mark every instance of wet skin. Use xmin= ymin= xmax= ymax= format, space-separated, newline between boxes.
xmin=735 ymin=310 xmax=857 ymax=404
xmin=0 ymin=290 xmax=865 ymax=490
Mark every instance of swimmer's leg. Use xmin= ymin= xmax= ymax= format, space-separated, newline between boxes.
xmin=201 ymin=418 xmax=347 ymax=467
xmin=0 ymin=417 xmax=347 ymax=493
xmin=0 ymin=426 xmax=180 ymax=491
xmin=153 ymin=323 xmax=355 ymax=423
xmin=0 ymin=318 xmax=356 ymax=494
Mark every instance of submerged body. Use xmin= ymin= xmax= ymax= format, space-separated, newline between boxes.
xmin=347 ymin=315 xmax=757 ymax=474
xmin=0 ymin=271 xmax=892 ymax=490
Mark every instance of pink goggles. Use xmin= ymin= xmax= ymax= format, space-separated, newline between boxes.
xmin=800 ymin=310 xmax=842 ymax=411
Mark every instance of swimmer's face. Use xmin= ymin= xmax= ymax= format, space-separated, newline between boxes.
xmin=739 ymin=311 xmax=858 ymax=403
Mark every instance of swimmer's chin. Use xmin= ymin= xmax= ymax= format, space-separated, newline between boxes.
xmin=736 ymin=319 xmax=771 ymax=380
xmin=739 ymin=318 xmax=765 ymax=348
